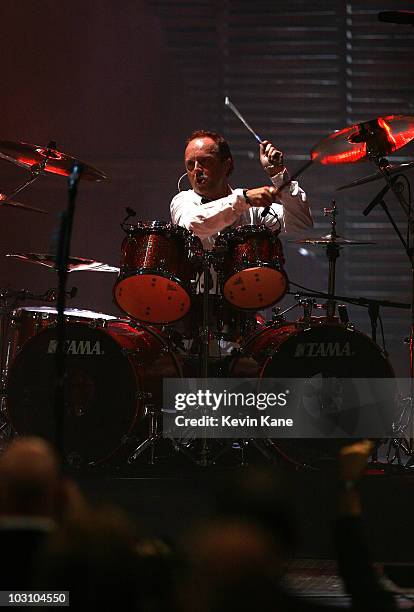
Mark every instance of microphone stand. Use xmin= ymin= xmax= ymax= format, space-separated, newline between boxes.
xmin=54 ymin=163 xmax=83 ymax=467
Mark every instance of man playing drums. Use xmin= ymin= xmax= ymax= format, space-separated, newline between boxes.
xmin=171 ymin=130 xmax=313 ymax=249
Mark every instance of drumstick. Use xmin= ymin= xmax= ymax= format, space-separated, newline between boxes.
xmin=224 ymin=97 xmax=263 ymax=144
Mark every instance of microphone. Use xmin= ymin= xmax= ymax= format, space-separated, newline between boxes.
xmin=378 ymin=11 xmax=414 ymax=25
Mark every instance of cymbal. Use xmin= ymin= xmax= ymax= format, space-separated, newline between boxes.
xmin=0 ymin=194 xmax=47 ymax=214
xmin=6 ymin=253 xmax=119 ymax=272
xmin=0 ymin=140 xmax=108 ymax=181
xmin=336 ymin=161 xmax=414 ymax=191
xmin=292 ymin=234 xmax=376 ymax=246
xmin=311 ymin=115 xmax=414 ymax=164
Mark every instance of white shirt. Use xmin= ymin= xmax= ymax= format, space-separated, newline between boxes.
xmin=170 ymin=171 xmax=313 ymax=250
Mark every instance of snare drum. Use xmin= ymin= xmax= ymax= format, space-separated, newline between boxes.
xmin=114 ymin=222 xmax=203 ymax=324
xmin=214 ymin=225 xmax=288 ymax=310
xmin=7 ymin=317 xmax=182 ymax=466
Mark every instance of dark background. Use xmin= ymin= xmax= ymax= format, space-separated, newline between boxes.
xmin=0 ymin=0 xmax=413 ymax=374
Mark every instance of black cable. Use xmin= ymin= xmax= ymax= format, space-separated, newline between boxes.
xmin=289 ymin=281 xmax=330 ymax=298
xmin=378 ymin=313 xmax=387 ymax=353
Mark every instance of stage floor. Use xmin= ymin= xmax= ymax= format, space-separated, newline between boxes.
xmin=73 ymin=459 xmax=414 ymax=564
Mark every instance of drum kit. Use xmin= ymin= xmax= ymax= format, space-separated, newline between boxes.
xmin=0 ymin=114 xmax=413 ymax=470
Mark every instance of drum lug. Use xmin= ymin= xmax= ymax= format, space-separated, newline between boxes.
xmin=88 ymin=319 xmax=108 ymax=329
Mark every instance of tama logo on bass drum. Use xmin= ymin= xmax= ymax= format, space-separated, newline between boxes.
xmin=294 ymin=342 xmax=353 ymax=358
xmin=47 ymin=340 xmax=104 ymax=355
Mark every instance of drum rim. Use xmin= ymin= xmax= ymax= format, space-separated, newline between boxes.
xmin=240 ymin=318 xmax=394 ymax=369
xmin=12 ymin=306 xmax=117 ymax=320
xmin=124 ymin=221 xmax=198 ymax=241
xmin=215 ymin=223 xmax=280 ymax=246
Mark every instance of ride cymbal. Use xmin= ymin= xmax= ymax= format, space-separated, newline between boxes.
xmin=311 ymin=115 xmax=414 ymax=165
xmin=0 ymin=140 xmax=108 ymax=181
xmin=6 ymin=253 xmax=119 ymax=272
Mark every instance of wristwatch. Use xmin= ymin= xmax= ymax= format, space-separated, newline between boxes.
xmin=243 ymin=189 xmax=252 ymax=205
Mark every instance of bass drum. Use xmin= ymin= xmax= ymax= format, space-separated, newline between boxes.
xmin=230 ymin=317 xmax=395 ymax=469
xmin=6 ymin=319 xmax=182 ymax=467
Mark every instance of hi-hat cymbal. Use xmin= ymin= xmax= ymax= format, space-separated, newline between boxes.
xmin=0 ymin=140 xmax=108 ymax=181
xmin=336 ymin=161 xmax=414 ymax=191
xmin=6 ymin=253 xmax=119 ymax=272
xmin=311 ymin=115 xmax=414 ymax=164
xmin=0 ymin=194 xmax=47 ymax=214
xmin=292 ymin=234 xmax=376 ymax=246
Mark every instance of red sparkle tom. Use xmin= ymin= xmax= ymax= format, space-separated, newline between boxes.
xmin=214 ymin=225 xmax=288 ymax=310
xmin=114 ymin=222 xmax=203 ymax=324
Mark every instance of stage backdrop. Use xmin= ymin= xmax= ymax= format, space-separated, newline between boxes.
xmin=0 ymin=0 xmax=413 ymax=374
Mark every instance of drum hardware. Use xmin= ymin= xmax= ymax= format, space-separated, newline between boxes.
xmin=6 ymin=253 xmax=119 ymax=274
xmin=311 ymin=115 xmax=414 ymax=165
xmin=337 ymin=304 xmax=350 ymax=325
xmin=114 ymin=221 xmax=203 ymax=324
xmin=288 ymin=285 xmax=409 ymax=347
xmin=7 ymin=316 xmax=183 ymax=467
xmin=313 ymin=115 xmax=414 ymax=464
xmin=214 ymin=225 xmax=289 ymax=310
xmin=337 ymin=161 xmax=414 ymax=192
xmin=230 ymin=317 xmax=396 ymax=469
xmin=0 ymin=139 xmax=108 ymax=183
xmin=0 ymin=195 xmax=47 ymax=214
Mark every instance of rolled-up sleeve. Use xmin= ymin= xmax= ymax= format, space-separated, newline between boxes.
xmin=170 ymin=189 xmax=250 ymax=240
xmin=270 ymin=171 xmax=313 ymax=232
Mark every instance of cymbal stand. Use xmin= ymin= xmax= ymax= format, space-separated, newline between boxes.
xmin=362 ymin=147 xmax=414 ymax=460
xmin=4 ymin=141 xmax=55 ymax=201
xmin=196 ymin=251 xmax=214 ymax=466
xmin=324 ymin=201 xmax=341 ymax=319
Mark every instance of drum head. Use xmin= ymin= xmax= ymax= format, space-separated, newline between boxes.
xmin=259 ymin=323 xmax=394 ymax=378
xmin=242 ymin=322 xmax=395 ymax=469
xmin=223 ymin=266 xmax=287 ymax=309
xmin=115 ymin=275 xmax=191 ymax=323
xmin=7 ymin=323 xmax=141 ymax=467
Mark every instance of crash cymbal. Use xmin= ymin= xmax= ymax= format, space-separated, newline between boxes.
xmin=0 ymin=140 xmax=108 ymax=181
xmin=292 ymin=234 xmax=376 ymax=246
xmin=0 ymin=194 xmax=47 ymax=214
xmin=336 ymin=161 xmax=414 ymax=191
xmin=6 ymin=253 xmax=119 ymax=272
xmin=311 ymin=115 xmax=414 ymax=164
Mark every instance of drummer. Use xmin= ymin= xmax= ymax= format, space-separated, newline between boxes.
xmin=170 ymin=130 xmax=313 ymax=250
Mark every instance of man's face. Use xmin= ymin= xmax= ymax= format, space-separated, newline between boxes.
xmin=184 ymin=137 xmax=231 ymax=199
